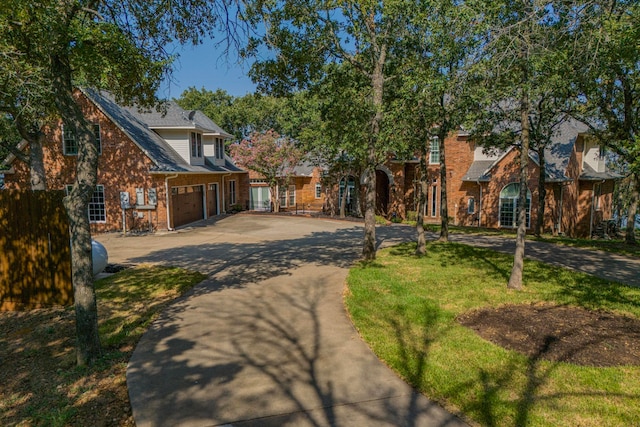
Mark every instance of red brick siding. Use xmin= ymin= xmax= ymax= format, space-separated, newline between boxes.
xmin=5 ymin=91 xmax=248 ymax=232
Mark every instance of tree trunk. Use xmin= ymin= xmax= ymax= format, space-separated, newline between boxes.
xmin=438 ymin=129 xmax=449 ymax=242
xmin=28 ymin=132 xmax=47 ymax=190
xmin=271 ymin=183 xmax=279 ymax=213
xmin=415 ymin=152 xmax=428 ymax=256
xmin=625 ymin=173 xmax=638 ymax=245
xmin=52 ymin=56 xmax=102 ymax=366
xmin=339 ymin=175 xmax=347 ymax=218
xmin=535 ymin=145 xmax=546 ymax=237
xmin=362 ymin=162 xmax=377 ymax=260
xmin=508 ymin=89 xmax=530 ymax=291
xmin=14 ymin=118 xmax=47 ymax=190
xmin=362 ymin=43 xmax=386 ymax=261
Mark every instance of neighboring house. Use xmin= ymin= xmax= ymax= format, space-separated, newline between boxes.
xmin=1 ymin=88 xmax=248 ymax=232
xmin=248 ymin=161 xmax=326 ymax=212
xmin=378 ymin=119 xmax=619 ymax=238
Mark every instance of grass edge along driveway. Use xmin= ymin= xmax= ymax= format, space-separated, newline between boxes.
xmin=345 ymin=242 xmax=640 ymax=427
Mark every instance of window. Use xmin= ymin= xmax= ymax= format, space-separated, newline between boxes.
xmin=229 ymin=180 xmax=236 ymax=205
xmin=499 ymin=183 xmax=531 ymax=228
xmin=315 ymin=183 xmax=322 ymax=198
xmin=339 ymin=177 xmax=356 ymax=210
xmin=93 ymin=124 xmax=102 ymax=154
xmin=430 ymin=184 xmax=437 ymax=217
xmin=0 ymin=173 xmax=4 ymax=190
xmin=594 ymin=183 xmax=601 ymax=210
xmin=429 ymin=136 xmax=440 ymax=164
xmin=599 ymin=145 xmax=606 ymax=159
xmin=63 ymin=124 xmax=102 ymax=155
xmin=215 ymin=138 xmax=225 ymax=160
xmin=468 ymin=197 xmax=475 ymax=214
xmin=66 ymin=184 xmax=106 ymax=223
xmin=62 ymin=124 xmax=77 ymax=155
xmin=279 ymin=185 xmax=287 ymax=207
xmin=288 ymin=184 xmax=296 ymax=207
xmin=190 ymin=132 xmax=202 ymax=158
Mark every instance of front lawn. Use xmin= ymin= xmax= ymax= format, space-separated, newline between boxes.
xmin=345 ymin=242 xmax=640 ymax=426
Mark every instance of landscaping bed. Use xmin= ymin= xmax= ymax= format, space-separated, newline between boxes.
xmin=346 ymin=242 xmax=640 ymax=426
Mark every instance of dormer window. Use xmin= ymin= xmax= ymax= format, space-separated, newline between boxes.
xmin=215 ymin=138 xmax=225 ymax=160
xmin=191 ymin=132 xmax=202 ymax=158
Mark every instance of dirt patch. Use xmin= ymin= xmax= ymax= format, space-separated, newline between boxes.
xmin=0 ymin=307 xmax=134 ymax=426
xmin=457 ymin=304 xmax=640 ymax=367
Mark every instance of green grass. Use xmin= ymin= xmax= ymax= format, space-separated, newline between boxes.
xmin=345 ymin=242 xmax=640 ymax=427
xmin=96 ymin=265 xmax=206 ymax=348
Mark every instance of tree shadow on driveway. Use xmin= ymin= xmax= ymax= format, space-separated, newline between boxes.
xmin=124 ymin=222 xmax=465 ymax=426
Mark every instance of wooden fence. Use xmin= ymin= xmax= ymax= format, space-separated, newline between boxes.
xmin=0 ymin=190 xmax=72 ymax=310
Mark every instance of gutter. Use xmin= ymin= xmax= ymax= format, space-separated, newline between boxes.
xmin=476 ymin=179 xmax=483 ymax=228
xmin=164 ymin=174 xmax=179 ymax=230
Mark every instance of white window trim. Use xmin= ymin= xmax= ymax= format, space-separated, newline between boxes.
xmin=430 ymin=185 xmax=438 ymax=217
xmin=191 ymin=132 xmax=203 ymax=158
xmin=468 ymin=197 xmax=475 ymax=214
xmin=62 ymin=124 xmax=77 ymax=156
xmin=229 ymin=180 xmax=237 ymax=205
xmin=429 ymin=136 xmax=440 ymax=165
xmin=315 ymin=183 xmax=322 ymax=199
xmin=66 ymin=184 xmax=106 ymax=223
xmin=498 ymin=184 xmax=531 ymax=229
xmin=288 ymin=184 xmax=296 ymax=207
xmin=215 ymin=138 xmax=225 ymax=160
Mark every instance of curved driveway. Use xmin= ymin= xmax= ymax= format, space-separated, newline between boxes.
xmin=98 ymin=214 xmax=467 ymax=427
xmin=98 ymin=215 xmax=639 ymax=426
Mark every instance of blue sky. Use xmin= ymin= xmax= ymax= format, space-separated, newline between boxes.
xmin=159 ymin=42 xmax=258 ymax=100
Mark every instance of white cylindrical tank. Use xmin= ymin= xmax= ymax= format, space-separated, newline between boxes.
xmin=92 ymin=240 xmax=109 ymax=276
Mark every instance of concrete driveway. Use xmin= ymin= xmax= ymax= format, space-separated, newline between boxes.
xmin=97 ymin=214 xmax=467 ymax=427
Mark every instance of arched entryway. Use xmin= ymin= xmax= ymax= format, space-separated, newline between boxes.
xmin=376 ymin=169 xmax=390 ymax=216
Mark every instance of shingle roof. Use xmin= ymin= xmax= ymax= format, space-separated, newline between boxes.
xmin=291 ymin=160 xmax=317 ymax=177
xmin=540 ymin=118 xmax=589 ymax=182
xmin=82 ymin=88 xmax=243 ymax=174
xmin=461 ymin=160 xmax=495 ymax=182
xmin=580 ymin=163 xmax=622 ymax=181
xmin=462 ymin=118 xmax=610 ymax=183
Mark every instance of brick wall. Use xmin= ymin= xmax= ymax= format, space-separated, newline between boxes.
xmin=4 ymin=91 xmax=249 ymax=232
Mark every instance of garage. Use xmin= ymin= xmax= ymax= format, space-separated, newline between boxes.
xmin=171 ymin=185 xmax=204 ymax=228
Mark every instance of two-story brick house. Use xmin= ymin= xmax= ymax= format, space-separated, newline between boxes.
xmin=2 ymin=88 xmax=249 ymax=232
xmin=379 ymin=119 xmax=619 ymax=238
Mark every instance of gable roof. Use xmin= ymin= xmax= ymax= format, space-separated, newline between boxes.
xmin=82 ymin=89 xmax=243 ymax=174
xmin=462 ymin=117 xmax=609 ymax=183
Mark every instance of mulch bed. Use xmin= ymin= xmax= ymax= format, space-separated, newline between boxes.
xmin=457 ymin=303 xmax=640 ymax=367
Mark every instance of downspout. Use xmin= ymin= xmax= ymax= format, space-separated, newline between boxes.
xmin=589 ymin=182 xmax=597 ymax=239
xmin=221 ymin=173 xmax=231 ymax=213
xmin=477 ymin=180 xmax=483 ymax=228
xmin=165 ymin=174 xmax=178 ymax=230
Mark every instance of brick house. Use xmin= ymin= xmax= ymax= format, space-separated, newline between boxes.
xmin=1 ymin=88 xmax=249 ymax=232
xmin=247 ymin=161 xmax=326 ymax=213
xmin=378 ymin=119 xmax=619 ymax=237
